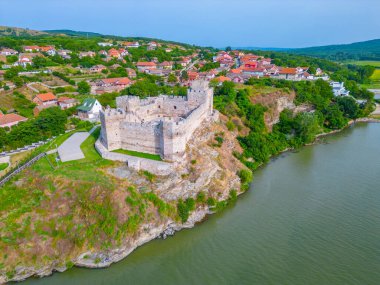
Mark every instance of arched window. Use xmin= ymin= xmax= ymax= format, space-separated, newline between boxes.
xmin=174 ymin=106 xmax=177 ymax=109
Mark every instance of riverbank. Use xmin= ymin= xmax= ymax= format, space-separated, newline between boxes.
xmin=2 ymin=117 xmax=379 ymax=284
xmin=0 ymin=116 xmax=245 ymax=284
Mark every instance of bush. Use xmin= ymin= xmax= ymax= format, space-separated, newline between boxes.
xmin=177 ymin=198 xmax=196 ymax=223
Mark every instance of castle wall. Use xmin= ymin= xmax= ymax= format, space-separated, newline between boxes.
xmin=100 ymin=80 xmax=215 ymax=163
xmin=95 ymin=139 xmax=173 ymax=175
xmin=118 ymin=121 xmax=162 ymax=155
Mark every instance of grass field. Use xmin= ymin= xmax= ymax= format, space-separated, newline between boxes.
xmin=0 ymin=163 xmax=9 ymax=171
xmin=112 ymin=149 xmax=162 ymax=161
xmin=346 ymin=61 xmax=380 ymax=67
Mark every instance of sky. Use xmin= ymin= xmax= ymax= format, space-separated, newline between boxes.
xmin=0 ymin=0 xmax=379 ymax=48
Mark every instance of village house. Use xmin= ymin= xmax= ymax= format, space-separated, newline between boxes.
xmin=23 ymin=45 xmax=40 ymax=52
xmin=79 ymin=51 xmax=96 ymax=58
xmin=118 ymin=48 xmax=128 ymax=57
xmin=187 ymin=71 xmax=199 ymax=81
xmin=277 ymin=67 xmax=299 ymax=80
xmin=33 ymin=92 xmax=58 ymax=106
xmin=91 ymin=77 xmax=132 ymax=94
xmin=0 ymin=113 xmax=28 ymax=128
xmin=58 ymin=97 xmax=79 ymax=110
xmin=158 ymin=61 xmax=173 ymax=70
xmin=77 ymin=98 xmax=103 ymax=121
xmin=110 ymin=64 xmax=122 ymax=70
xmin=98 ymin=42 xmax=113 ymax=47
xmin=90 ymin=64 xmax=107 ymax=73
xmin=214 ymin=76 xmax=232 ymax=84
xmin=39 ymin=46 xmax=56 ymax=56
xmin=126 ymin=68 xmax=137 ymax=78
xmin=137 ymin=61 xmax=157 ymax=72
xmin=16 ymin=53 xmax=41 ymax=68
xmin=99 ymin=50 xmax=108 ymax=56
xmin=165 ymin=48 xmax=173 ymax=53
xmin=0 ymin=48 xmax=18 ymax=56
xmin=123 ymin=41 xmax=140 ymax=48
xmin=107 ymin=48 xmax=121 ymax=58
xmin=330 ymin=82 xmax=350 ymax=97
xmin=57 ymin=49 xmax=72 ymax=59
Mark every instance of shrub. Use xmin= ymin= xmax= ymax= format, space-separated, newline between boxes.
xmin=177 ymin=198 xmax=195 ymax=223
xmin=226 ymin=120 xmax=235 ymax=131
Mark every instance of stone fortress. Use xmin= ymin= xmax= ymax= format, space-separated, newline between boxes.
xmin=98 ymin=80 xmax=217 ymax=164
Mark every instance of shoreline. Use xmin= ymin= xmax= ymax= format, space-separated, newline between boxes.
xmin=2 ymin=118 xmax=379 ymax=284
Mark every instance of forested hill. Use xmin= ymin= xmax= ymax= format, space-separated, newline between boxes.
xmin=289 ymin=39 xmax=380 ymax=61
xmin=43 ymin=29 xmax=104 ymax=37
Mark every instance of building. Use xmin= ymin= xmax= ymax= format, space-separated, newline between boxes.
xmin=137 ymin=62 xmax=157 ymax=72
xmin=126 ymin=68 xmax=137 ymax=78
xmin=99 ymin=80 xmax=215 ymax=161
xmin=330 ymin=82 xmax=350 ymax=97
xmin=98 ymin=42 xmax=113 ymax=47
xmin=33 ymin=92 xmax=58 ymax=106
xmin=123 ymin=42 xmax=140 ymax=48
xmin=39 ymin=46 xmax=56 ymax=56
xmin=278 ymin=68 xmax=298 ymax=80
xmin=158 ymin=61 xmax=173 ymax=70
xmin=79 ymin=51 xmax=96 ymax=58
xmin=90 ymin=64 xmax=107 ymax=73
xmin=23 ymin=46 xmax=40 ymax=52
xmin=17 ymin=53 xmax=41 ymax=67
xmin=91 ymin=77 xmax=132 ymax=94
xmin=58 ymin=97 xmax=79 ymax=110
xmin=0 ymin=113 xmax=27 ymax=128
xmin=77 ymin=98 xmax=103 ymax=121
xmin=0 ymin=48 xmax=18 ymax=56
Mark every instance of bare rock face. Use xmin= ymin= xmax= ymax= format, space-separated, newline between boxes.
xmin=251 ymin=90 xmax=296 ymax=130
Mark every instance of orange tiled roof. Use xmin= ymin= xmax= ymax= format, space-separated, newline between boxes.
xmin=35 ymin=92 xmax=57 ymax=102
xmin=0 ymin=113 xmax=27 ymax=126
xmin=280 ymin=68 xmax=298 ymax=75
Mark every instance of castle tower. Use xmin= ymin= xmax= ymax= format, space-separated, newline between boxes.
xmin=187 ymin=80 xmax=214 ymax=115
xmin=100 ymin=108 xmax=125 ymax=151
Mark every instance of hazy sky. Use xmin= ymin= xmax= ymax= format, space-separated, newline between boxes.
xmin=1 ymin=0 xmax=379 ymax=48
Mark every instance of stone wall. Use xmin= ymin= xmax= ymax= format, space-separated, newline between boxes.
xmin=100 ymin=80 xmax=214 ymax=161
xmin=95 ymin=139 xmax=173 ymax=175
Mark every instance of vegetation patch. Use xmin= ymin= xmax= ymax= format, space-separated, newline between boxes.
xmin=112 ymin=149 xmax=162 ymax=161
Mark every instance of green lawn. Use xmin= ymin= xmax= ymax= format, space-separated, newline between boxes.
xmin=346 ymin=61 xmax=380 ymax=67
xmin=0 ymin=163 xmax=9 ymax=171
xmin=112 ymin=149 xmax=162 ymax=161
xmin=360 ymin=69 xmax=380 ymax=90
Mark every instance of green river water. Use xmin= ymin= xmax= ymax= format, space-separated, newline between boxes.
xmin=23 ymin=123 xmax=380 ymax=285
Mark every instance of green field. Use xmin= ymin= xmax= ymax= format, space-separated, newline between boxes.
xmin=347 ymin=61 xmax=380 ymax=67
xmin=112 ymin=149 xmax=162 ymax=161
xmin=0 ymin=163 xmax=9 ymax=171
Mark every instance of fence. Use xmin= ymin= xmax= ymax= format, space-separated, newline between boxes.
xmin=0 ymin=152 xmax=47 ymax=187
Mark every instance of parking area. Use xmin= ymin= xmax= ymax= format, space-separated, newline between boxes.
xmin=58 ymin=132 xmax=90 ymax=162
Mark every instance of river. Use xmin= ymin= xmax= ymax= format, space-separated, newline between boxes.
xmin=24 ymin=123 xmax=380 ymax=285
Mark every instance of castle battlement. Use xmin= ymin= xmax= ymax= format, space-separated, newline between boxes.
xmin=100 ymin=80 xmax=214 ymax=161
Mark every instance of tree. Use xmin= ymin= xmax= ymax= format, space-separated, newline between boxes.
xmin=77 ymin=81 xmax=90 ymax=94
xmin=180 ymin=70 xmax=188 ymax=81
xmin=167 ymin=73 xmax=177 ymax=83
xmin=323 ymin=104 xmax=348 ymax=129
xmin=336 ymin=96 xmax=359 ymax=119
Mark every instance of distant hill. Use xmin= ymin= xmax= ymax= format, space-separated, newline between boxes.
xmin=0 ymin=26 xmax=48 ymax=37
xmin=233 ymin=47 xmax=290 ymax=52
xmin=44 ymin=29 xmax=104 ymax=38
xmin=289 ymin=39 xmax=380 ymax=61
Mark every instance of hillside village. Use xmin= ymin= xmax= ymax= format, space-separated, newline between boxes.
xmin=0 ymin=36 xmax=348 ymax=131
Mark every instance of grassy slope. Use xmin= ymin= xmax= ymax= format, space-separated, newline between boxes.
xmin=112 ymin=149 xmax=162 ymax=161
xmin=0 ymin=128 xmax=176 ymax=275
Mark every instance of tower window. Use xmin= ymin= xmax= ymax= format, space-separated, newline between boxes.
xmin=174 ymin=106 xmax=177 ymax=109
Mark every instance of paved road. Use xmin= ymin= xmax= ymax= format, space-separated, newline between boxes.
xmin=58 ymin=132 xmax=90 ymax=162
